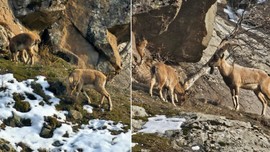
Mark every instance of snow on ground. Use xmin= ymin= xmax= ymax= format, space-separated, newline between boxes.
xmin=83 ymin=105 xmax=93 ymax=114
xmin=138 ymin=115 xmax=186 ymax=134
xmin=132 ymin=143 xmax=138 ymax=147
xmin=192 ymin=146 xmax=200 ymax=151
xmin=0 ymin=73 xmax=130 ymax=151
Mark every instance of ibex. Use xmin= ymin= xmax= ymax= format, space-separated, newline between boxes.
xmin=68 ymin=69 xmax=112 ymax=111
xmin=136 ymin=38 xmax=148 ymax=64
xmin=149 ymin=62 xmax=185 ymax=106
xmin=132 ymin=32 xmax=148 ymax=65
xmin=9 ymin=33 xmax=40 ymax=65
xmin=208 ymin=41 xmax=270 ymax=115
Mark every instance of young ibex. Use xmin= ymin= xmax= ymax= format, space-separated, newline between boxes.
xmin=132 ymin=32 xmax=148 ymax=65
xmin=9 ymin=32 xmax=40 ymax=65
xmin=68 ymin=69 xmax=112 ymax=111
xmin=209 ymin=50 xmax=270 ymax=115
xmin=149 ymin=62 xmax=185 ymax=106
xmin=136 ymin=38 xmax=148 ymax=64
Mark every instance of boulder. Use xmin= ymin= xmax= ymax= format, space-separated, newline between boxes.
xmin=132 ymin=106 xmax=148 ymax=117
xmin=132 ymin=119 xmax=145 ymax=131
xmin=66 ymin=0 xmax=130 ymax=71
xmin=69 ymin=110 xmax=83 ymax=120
xmin=13 ymin=93 xmax=31 ymax=113
xmin=169 ymin=113 xmax=270 ymax=151
xmin=11 ymin=0 xmax=66 ymax=30
xmin=133 ymin=0 xmax=217 ymax=62
xmin=40 ymin=116 xmax=61 ymax=138
xmin=3 ymin=112 xmax=31 ymax=127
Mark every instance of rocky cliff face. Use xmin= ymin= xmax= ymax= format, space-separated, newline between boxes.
xmin=1 ymin=0 xmax=130 ymax=76
xmin=133 ymin=0 xmax=217 ymax=63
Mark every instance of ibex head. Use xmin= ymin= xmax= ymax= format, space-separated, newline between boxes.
xmin=68 ymin=72 xmax=81 ymax=95
xmin=208 ymin=52 xmax=225 ymax=74
xmin=208 ymin=38 xmax=240 ymax=74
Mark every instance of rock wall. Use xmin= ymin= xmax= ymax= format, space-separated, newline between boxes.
xmin=0 ymin=0 xmax=130 ymax=76
xmin=133 ymin=0 xmax=217 ymax=63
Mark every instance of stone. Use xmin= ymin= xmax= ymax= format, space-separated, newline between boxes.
xmin=69 ymin=110 xmax=83 ymax=120
xmin=39 ymin=126 xmax=53 ymax=138
xmin=132 ymin=119 xmax=145 ymax=131
xmin=13 ymin=99 xmax=31 ymax=113
xmin=132 ymin=106 xmax=148 ymax=117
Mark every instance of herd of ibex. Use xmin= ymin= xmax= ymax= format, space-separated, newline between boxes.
xmin=3 ymin=32 xmax=113 ymax=111
xmin=2 ymin=24 xmax=270 ymax=115
xmin=136 ymin=24 xmax=270 ymax=116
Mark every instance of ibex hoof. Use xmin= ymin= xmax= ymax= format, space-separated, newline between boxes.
xmin=109 ymin=107 xmax=112 ymax=111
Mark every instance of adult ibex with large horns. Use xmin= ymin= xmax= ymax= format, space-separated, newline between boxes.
xmin=208 ymin=18 xmax=270 ymax=116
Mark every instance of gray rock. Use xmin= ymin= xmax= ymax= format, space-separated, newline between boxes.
xmin=66 ymin=0 xmax=130 ymax=72
xmin=132 ymin=119 xmax=145 ymax=131
xmin=132 ymin=106 xmax=148 ymax=117
xmin=69 ymin=110 xmax=83 ymax=120
xmin=40 ymin=116 xmax=61 ymax=138
xmin=3 ymin=112 xmax=31 ymax=127
xmin=11 ymin=0 xmax=66 ymax=30
xmin=39 ymin=126 xmax=53 ymax=138
xmin=171 ymin=113 xmax=270 ymax=152
xmin=0 ymin=24 xmax=13 ymax=53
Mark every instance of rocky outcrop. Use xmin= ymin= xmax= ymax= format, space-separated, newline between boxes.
xmin=169 ymin=113 xmax=270 ymax=151
xmin=65 ymin=0 xmax=130 ymax=72
xmin=1 ymin=0 xmax=130 ymax=76
xmin=11 ymin=0 xmax=66 ymax=30
xmin=133 ymin=0 xmax=217 ymax=63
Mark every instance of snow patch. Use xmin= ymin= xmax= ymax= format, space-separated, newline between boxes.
xmin=83 ymin=105 xmax=93 ymax=113
xmin=138 ymin=115 xmax=185 ymax=134
xmin=192 ymin=146 xmax=200 ymax=151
